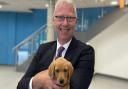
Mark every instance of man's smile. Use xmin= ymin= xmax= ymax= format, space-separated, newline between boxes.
xmin=60 ymin=28 xmax=70 ymax=32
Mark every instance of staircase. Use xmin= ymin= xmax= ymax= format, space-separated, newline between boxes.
xmin=89 ymin=7 xmax=128 ymax=89
xmin=13 ymin=24 xmax=47 ymax=72
xmin=75 ymin=8 xmax=128 ymax=43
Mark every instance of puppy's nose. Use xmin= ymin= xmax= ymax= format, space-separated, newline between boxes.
xmin=59 ymin=79 xmax=64 ymax=84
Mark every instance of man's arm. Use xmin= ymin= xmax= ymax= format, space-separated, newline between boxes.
xmin=70 ymin=45 xmax=95 ymax=89
xmin=17 ymin=44 xmax=61 ymax=89
xmin=17 ymin=45 xmax=44 ymax=89
xmin=32 ymin=70 xmax=61 ymax=89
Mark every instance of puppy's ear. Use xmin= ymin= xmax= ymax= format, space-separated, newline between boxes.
xmin=48 ymin=61 xmax=56 ymax=78
xmin=67 ymin=62 xmax=74 ymax=81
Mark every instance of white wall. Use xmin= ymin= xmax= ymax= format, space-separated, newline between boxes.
xmin=89 ymin=12 xmax=128 ymax=79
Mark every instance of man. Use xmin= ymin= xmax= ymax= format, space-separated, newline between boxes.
xmin=17 ymin=0 xmax=95 ymax=89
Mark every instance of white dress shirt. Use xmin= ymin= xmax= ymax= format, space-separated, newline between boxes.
xmin=29 ymin=39 xmax=72 ymax=89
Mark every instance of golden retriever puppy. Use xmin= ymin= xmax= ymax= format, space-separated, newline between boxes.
xmin=48 ymin=57 xmax=74 ymax=89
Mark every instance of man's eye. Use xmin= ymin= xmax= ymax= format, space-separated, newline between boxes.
xmin=59 ymin=16 xmax=64 ymax=19
xmin=67 ymin=17 xmax=72 ymax=20
xmin=55 ymin=16 xmax=64 ymax=20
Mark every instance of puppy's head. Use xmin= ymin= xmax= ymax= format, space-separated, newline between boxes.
xmin=48 ymin=57 xmax=74 ymax=86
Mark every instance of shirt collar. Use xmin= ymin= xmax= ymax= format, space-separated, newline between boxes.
xmin=57 ymin=39 xmax=72 ymax=51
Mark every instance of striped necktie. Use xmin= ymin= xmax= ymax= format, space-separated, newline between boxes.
xmin=56 ymin=46 xmax=65 ymax=58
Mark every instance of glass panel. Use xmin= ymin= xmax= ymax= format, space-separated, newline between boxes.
xmin=14 ymin=25 xmax=47 ymax=71
xmin=17 ymin=42 xmax=29 ymax=65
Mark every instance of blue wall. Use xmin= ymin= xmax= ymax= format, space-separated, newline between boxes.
xmin=0 ymin=9 xmax=47 ymax=64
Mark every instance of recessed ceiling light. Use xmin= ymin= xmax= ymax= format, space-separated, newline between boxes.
xmin=0 ymin=5 xmax=2 ymax=8
xmin=45 ymin=3 xmax=49 ymax=8
xmin=111 ymin=1 xmax=118 ymax=5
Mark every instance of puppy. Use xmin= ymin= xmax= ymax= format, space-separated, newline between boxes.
xmin=48 ymin=57 xmax=74 ymax=89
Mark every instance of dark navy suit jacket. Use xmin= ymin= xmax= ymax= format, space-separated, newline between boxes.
xmin=17 ymin=37 xmax=95 ymax=89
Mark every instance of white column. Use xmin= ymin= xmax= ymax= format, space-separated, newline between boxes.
xmin=47 ymin=0 xmax=56 ymax=42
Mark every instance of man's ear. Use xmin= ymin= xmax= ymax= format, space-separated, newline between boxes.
xmin=48 ymin=61 xmax=56 ymax=78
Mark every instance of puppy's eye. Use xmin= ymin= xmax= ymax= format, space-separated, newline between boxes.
xmin=55 ymin=69 xmax=59 ymax=73
xmin=64 ymin=69 xmax=67 ymax=72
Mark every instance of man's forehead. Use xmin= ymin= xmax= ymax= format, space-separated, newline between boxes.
xmin=54 ymin=3 xmax=75 ymax=15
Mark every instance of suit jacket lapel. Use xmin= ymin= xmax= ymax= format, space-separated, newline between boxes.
xmin=43 ymin=42 xmax=57 ymax=67
xmin=49 ymin=42 xmax=57 ymax=60
xmin=65 ymin=37 xmax=77 ymax=61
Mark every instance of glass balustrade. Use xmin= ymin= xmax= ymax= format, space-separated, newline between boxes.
xmin=13 ymin=24 xmax=47 ymax=71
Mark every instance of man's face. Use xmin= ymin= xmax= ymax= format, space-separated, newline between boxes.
xmin=53 ymin=3 xmax=77 ymax=43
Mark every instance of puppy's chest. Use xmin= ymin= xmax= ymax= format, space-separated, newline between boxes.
xmin=62 ymin=85 xmax=70 ymax=89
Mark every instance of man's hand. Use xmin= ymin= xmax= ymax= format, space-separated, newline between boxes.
xmin=32 ymin=70 xmax=61 ymax=89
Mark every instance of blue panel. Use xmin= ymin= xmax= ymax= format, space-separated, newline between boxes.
xmin=0 ymin=9 xmax=47 ymax=65
xmin=0 ymin=13 xmax=8 ymax=64
xmin=15 ymin=9 xmax=47 ymax=45
xmin=0 ymin=12 xmax=16 ymax=64
xmin=8 ymin=13 xmax=16 ymax=64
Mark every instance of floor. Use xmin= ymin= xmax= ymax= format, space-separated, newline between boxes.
xmin=1 ymin=65 xmax=128 ymax=89
xmin=0 ymin=65 xmax=24 ymax=89
xmin=89 ymin=74 xmax=128 ymax=89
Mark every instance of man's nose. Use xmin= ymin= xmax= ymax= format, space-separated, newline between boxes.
xmin=62 ymin=18 xmax=68 ymax=25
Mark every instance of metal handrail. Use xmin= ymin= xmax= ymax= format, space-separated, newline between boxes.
xmin=13 ymin=24 xmax=47 ymax=70
xmin=13 ymin=24 xmax=47 ymax=51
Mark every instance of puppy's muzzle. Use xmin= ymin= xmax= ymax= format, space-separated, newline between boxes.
xmin=59 ymin=78 xmax=64 ymax=84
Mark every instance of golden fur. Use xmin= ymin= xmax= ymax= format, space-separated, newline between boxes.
xmin=48 ymin=57 xmax=74 ymax=89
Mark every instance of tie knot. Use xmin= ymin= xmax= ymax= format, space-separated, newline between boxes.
xmin=56 ymin=46 xmax=65 ymax=58
xmin=58 ymin=46 xmax=65 ymax=52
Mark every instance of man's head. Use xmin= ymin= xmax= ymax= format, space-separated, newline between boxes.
xmin=52 ymin=0 xmax=77 ymax=44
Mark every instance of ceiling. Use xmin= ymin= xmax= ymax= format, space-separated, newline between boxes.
xmin=0 ymin=0 xmax=119 ymax=12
